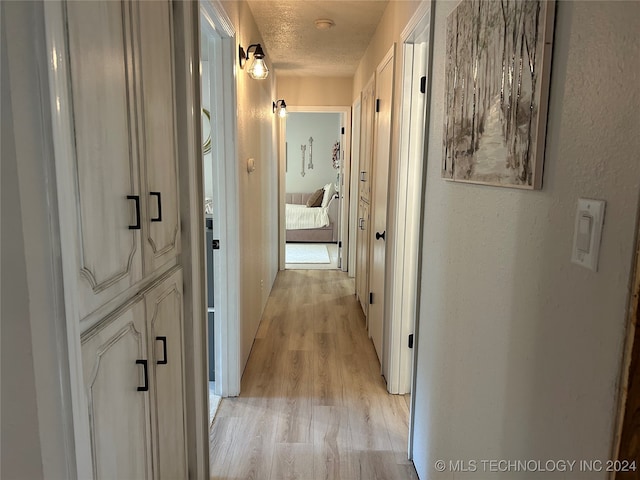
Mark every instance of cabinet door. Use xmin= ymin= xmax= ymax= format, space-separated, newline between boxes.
xmin=136 ymin=1 xmax=181 ymax=273
xmin=356 ymin=199 xmax=370 ymax=315
xmin=65 ymin=0 xmax=143 ymax=320
xmin=359 ymin=77 xmax=376 ymax=203
xmin=146 ymin=268 xmax=187 ymax=479
xmin=81 ymin=298 xmax=152 ymax=480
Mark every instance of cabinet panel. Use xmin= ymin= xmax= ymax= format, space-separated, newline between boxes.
xmin=81 ymin=298 xmax=152 ymax=480
xmin=358 ymin=77 xmax=376 ymax=203
xmin=66 ymin=0 xmax=142 ymax=319
xmin=146 ymin=268 xmax=187 ymax=480
xmin=136 ymin=1 xmax=181 ymax=273
xmin=356 ymin=198 xmax=370 ymax=315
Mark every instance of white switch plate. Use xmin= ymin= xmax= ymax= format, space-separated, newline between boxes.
xmin=571 ymin=198 xmax=606 ymax=271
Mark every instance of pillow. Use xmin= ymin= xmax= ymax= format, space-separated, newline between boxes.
xmin=306 ymin=188 xmax=324 ymax=207
xmin=321 ymin=183 xmax=335 ymax=208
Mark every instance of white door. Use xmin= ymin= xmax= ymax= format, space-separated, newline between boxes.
xmin=355 ymin=76 xmax=376 ymax=312
xmin=137 ymin=1 xmax=181 ymax=273
xmin=81 ymin=297 xmax=153 ymax=480
xmin=146 ymin=268 xmax=187 ymax=480
xmin=65 ymin=0 xmax=143 ymax=320
xmin=369 ymin=47 xmax=395 ymax=365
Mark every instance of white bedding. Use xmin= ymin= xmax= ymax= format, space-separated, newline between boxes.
xmin=285 ymin=204 xmax=330 ymax=230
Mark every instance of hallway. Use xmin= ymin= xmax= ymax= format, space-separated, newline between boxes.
xmin=209 ymin=270 xmax=417 ymax=479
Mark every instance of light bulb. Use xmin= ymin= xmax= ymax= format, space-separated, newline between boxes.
xmin=248 ymin=57 xmax=269 ymax=80
xmin=279 ymin=106 xmax=287 ymax=118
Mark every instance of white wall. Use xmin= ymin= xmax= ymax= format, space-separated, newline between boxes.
xmin=221 ymin=1 xmax=279 ymax=373
xmin=277 ymin=75 xmax=353 ymax=107
xmin=285 ymin=112 xmax=340 ymax=194
xmin=412 ymin=1 xmax=640 ymax=479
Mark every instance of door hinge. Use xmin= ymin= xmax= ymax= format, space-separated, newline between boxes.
xmin=408 ymin=334 xmax=414 ymax=349
xmin=369 ymin=292 xmax=374 ymax=304
xmin=420 ymin=76 xmax=426 ymax=94
xmin=338 ymin=241 xmax=342 ymax=248
xmin=212 ymin=239 xmax=220 ymax=250
xmin=341 ymin=127 xmax=345 ymax=134
xmin=375 ymin=99 xmax=380 ymax=112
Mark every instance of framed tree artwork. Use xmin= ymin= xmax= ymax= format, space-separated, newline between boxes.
xmin=442 ymin=0 xmax=556 ymax=189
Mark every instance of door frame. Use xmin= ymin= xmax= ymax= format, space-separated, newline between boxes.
xmin=610 ymin=214 xmax=640 ymax=477
xmin=372 ymin=44 xmax=395 ymax=370
xmin=386 ymin=2 xmax=433 ymax=396
xmin=199 ymin=0 xmax=241 ymax=399
xmin=278 ymin=106 xmax=352 ymax=271
xmin=407 ymin=0 xmax=435 ymax=460
xmin=349 ymin=96 xmax=362 ymax=277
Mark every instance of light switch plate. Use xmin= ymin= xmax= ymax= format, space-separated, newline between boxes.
xmin=571 ymin=198 xmax=606 ymax=271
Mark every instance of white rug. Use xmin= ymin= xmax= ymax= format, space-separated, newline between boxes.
xmin=286 ymin=243 xmax=330 ymax=264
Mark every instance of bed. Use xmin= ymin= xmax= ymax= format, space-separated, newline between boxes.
xmin=285 ymin=191 xmax=339 ymax=243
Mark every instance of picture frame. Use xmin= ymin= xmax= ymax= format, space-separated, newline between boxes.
xmin=442 ymin=0 xmax=556 ymax=189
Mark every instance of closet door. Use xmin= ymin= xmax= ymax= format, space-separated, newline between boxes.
xmin=136 ymin=0 xmax=181 ymax=274
xmin=146 ymin=268 xmax=187 ymax=480
xmin=81 ymin=298 xmax=153 ymax=480
xmin=65 ymin=0 xmax=143 ymax=320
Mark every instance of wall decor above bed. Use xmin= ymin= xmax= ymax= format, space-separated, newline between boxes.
xmin=442 ymin=0 xmax=555 ymax=189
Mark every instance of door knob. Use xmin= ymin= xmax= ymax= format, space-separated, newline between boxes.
xmin=376 ymin=231 xmax=385 ymax=240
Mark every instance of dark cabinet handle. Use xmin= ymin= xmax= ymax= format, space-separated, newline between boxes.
xmin=156 ymin=336 xmax=167 ymax=365
xmin=150 ymin=192 xmax=162 ymax=222
xmin=136 ymin=359 xmax=148 ymax=391
xmin=376 ymin=231 xmax=386 ymax=240
xmin=127 ymin=195 xmax=141 ymax=230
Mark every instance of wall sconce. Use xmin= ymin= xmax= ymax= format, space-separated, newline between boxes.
xmin=238 ymin=43 xmax=269 ymax=80
xmin=273 ymin=99 xmax=287 ymax=118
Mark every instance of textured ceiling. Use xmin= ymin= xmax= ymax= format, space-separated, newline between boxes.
xmin=246 ymin=1 xmax=389 ymax=77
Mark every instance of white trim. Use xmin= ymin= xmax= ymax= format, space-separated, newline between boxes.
xmin=5 ymin=2 xmax=76 ymax=476
xmin=401 ymin=0 xmax=432 ymax=42
xmin=408 ymin=0 xmax=435 ymax=461
xmin=348 ymin=96 xmax=362 ymax=278
xmin=199 ymin=0 xmax=241 ymax=399
xmin=43 ymin=2 xmax=94 ymax=477
xmin=386 ymin=2 xmax=433 ymax=397
xmin=173 ymin=2 xmax=211 ymax=478
xmin=374 ymin=44 xmax=396 ymax=377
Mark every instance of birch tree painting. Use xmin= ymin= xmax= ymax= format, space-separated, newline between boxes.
xmin=442 ymin=0 xmax=555 ymax=189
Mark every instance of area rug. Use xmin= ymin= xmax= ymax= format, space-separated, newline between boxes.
xmin=285 ymin=243 xmax=330 ymax=264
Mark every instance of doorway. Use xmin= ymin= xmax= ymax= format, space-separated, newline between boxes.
xmin=385 ymin=3 xmax=433 ymax=398
xmin=279 ymin=106 xmax=352 ymax=273
xmin=198 ymin=0 xmax=242 ymax=413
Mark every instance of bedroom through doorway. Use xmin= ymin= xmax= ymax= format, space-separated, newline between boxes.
xmin=283 ymin=110 xmax=347 ymax=270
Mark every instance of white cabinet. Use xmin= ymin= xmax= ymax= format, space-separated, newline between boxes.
xmin=356 ymin=198 xmax=370 ymax=314
xmin=81 ymin=297 xmax=152 ymax=480
xmin=62 ymin=0 xmax=180 ymax=322
xmin=81 ymin=268 xmax=187 ymax=480
xmin=50 ymin=1 xmax=187 ymax=478
xmin=146 ymin=269 xmax=187 ymax=480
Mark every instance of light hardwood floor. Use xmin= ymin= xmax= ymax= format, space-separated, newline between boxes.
xmin=210 ymin=270 xmax=417 ymax=480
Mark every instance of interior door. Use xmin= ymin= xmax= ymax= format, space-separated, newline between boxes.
xmin=355 ymin=76 xmax=376 ymax=312
xmin=137 ymin=0 xmax=181 ymax=273
xmin=81 ymin=297 xmax=152 ymax=480
xmin=369 ymin=47 xmax=395 ymax=365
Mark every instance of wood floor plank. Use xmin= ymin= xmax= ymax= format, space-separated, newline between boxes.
xmin=210 ymin=270 xmax=415 ymax=480
xmin=277 ymin=350 xmax=313 ymax=443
